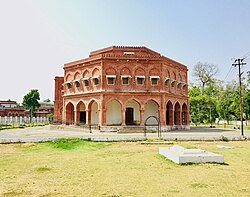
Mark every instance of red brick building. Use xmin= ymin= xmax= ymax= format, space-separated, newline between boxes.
xmin=0 ymin=100 xmax=26 ymax=117
xmin=54 ymin=46 xmax=189 ymax=130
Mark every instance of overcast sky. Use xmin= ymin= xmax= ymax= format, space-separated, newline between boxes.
xmin=0 ymin=0 xmax=250 ymax=103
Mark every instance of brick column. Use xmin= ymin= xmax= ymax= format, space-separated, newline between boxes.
xmin=140 ymin=109 xmax=144 ymax=126
xmin=74 ymin=110 xmax=78 ymax=125
xmin=100 ymin=109 xmax=106 ymax=126
xmin=122 ymin=108 xmax=126 ymax=126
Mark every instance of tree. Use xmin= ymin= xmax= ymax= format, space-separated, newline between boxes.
xmin=22 ymin=89 xmax=40 ymax=121
xmin=193 ymin=62 xmax=219 ymax=92
xmin=43 ymin=98 xmax=51 ymax=102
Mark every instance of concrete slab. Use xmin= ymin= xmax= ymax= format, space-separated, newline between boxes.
xmin=159 ymin=145 xmax=224 ymax=164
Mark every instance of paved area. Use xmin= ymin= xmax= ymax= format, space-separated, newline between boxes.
xmin=0 ymin=125 xmax=249 ymax=143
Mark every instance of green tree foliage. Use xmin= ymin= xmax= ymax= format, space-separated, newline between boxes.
xmin=43 ymin=98 xmax=51 ymax=102
xmin=190 ymin=61 xmax=250 ymax=125
xmin=22 ymin=89 xmax=40 ymax=119
xmin=189 ymin=83 xmax=218 ymax=125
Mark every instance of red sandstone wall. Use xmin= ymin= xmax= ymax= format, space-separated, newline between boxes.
xmin=54 ymin=76 xmax=64 ymax=122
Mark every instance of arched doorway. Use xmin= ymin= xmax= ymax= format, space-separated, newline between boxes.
xmin=166 ymin=101 xmax=173 ymax=125
xmin=66 ymin=102 xmax=74 ymax=125
xmin=182 ymin=103 xmax=188 ymax=125
xmin=106 ymin=99 xmax=122 ymax=125
xmin=144 ymin=100 xmax=159 ymax=125
xmin=174 ymin=102 xmax=181 ymax=125
xmin=76 ymin=101 xmax=86 ymax=124
xmin=89 ymin=101 xmax=99 ymax=125
xmin=125 ymin=99 xmax=140 ymax=125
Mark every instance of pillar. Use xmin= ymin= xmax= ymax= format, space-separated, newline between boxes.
xmin=140 ymin=109 xmax=144 ymax=126
xmin=122 ymin=108 xmax=126 ymax=126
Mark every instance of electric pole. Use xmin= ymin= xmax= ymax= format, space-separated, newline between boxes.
xmin=232 ymin=58 xmax=247 ymax=137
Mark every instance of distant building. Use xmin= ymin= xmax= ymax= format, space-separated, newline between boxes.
xmin=54 ymin=46 xmax=189 ymax=130
xmin=0 ymin=100 xmax=26 ymax=117
xmin=34 ymin=102 xmax=54 ymax=117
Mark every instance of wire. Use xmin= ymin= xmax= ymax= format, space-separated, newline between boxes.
xmin=240 ymin=51 xmax=250 ymax=60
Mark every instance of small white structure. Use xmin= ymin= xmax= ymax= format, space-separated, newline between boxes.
xmin=159 ymin=145 xmax=224 ymax=164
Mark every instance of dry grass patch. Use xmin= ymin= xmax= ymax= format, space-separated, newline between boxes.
xmin=0 ymin=140 xmax=250 ymax=196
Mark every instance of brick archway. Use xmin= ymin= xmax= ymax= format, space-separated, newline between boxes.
xmin=106 ymin=99 xmax=122 ymax=126
xmin=182 ymin=103 xmax=188 ymax=125
xmin=166 ymin=101 xmax=173 ymax=125
xmin=174 ymin=102 xmax=181 ymax=125
xmin=76 ymin=101 xmax=86 ymax=124
xmin=65 ymin=102 xmax=74 ymax=125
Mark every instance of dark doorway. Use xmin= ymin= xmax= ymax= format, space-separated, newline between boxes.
xmin=126 ymin=108 xmax=134 ymax=125
xmin=166 ymin=110 xmax=169 ymax=125
xmin=80 ymin=111 xmax=86 ymax=124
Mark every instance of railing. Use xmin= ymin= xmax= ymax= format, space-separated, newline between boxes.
xmin=144 ymin=116 xmax=161 ymax=138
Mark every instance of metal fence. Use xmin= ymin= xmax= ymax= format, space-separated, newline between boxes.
xmin=0 ymin=116 xmax=49 ymax=125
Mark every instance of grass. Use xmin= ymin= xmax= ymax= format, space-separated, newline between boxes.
xmin=0 ymin=122 xmax=49 ymax=131
xmin=0 ymin=140 xmax=250 ymax=196
xmin=191 ymin=123 xmax=250 ymax=130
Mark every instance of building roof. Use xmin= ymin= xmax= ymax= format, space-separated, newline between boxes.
xmin=0 ymin=100 xmax=17 ymax=104
xmin=64 ymin=46 xmax=187 ymax=69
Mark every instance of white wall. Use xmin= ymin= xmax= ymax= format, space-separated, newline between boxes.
xmin=126 ymin=100 xmax=140 ymax=122
xmin=144 ymin=100 xmax=158 ymax=124
xmin=91 ymin=102 xmax=99 ymax=125
xmin=106 ymin=100 xmax=122 ymax=125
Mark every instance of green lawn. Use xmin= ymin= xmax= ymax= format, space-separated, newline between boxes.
xmin=0 ymin=139 xmax=250 ymax=196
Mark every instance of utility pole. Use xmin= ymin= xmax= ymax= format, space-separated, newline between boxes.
xmin=232 ymin=58 xmax=247 ymax=137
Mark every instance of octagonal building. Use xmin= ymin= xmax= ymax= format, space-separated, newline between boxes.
xmin=54 ymin=46 xmax=189 ymax=131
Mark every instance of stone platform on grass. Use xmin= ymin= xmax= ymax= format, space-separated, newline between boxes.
xmin=159 ymin=145 xmax=224 ymax=164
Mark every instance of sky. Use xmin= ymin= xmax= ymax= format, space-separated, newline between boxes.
xmin=0 ymin=0 xmax=250 ymax=103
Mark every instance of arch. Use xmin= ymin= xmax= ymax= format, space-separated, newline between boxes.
xmin=182 ymin=103 xmax=188 ymax=125
xmin=74 ymin=72 xmax=81 ymax=79
xmin=172 ymin=71 xmax=176 ymax=80
xmin=65 ymin=102 xmax=74 ymax=125
xmin=88 ymin=100 xmax=99 ymax=125
xmin=106 ymin=99 xmax=122 ymax=125
xmin=149 ymin=68 xmax=160 ymax=76
xmin=174 ymin=102 xmax=181 ymax=125
xmin=65 ymin=73 xmax=73 ymax=82
xmin=135 ymin=67 xmax=146 ymax=75
xmin=166 ymin=100 xmax=173 ymax=125
xmin=82 ymin=70 xmax=90 ymax=78
xmin=120 ymin=67 xmax=131 ymax=75
xmin=105 ymin=67 xmax=116 ymax=75
xmin=178 ymin=73 xmax=182 ymax=82
xmin=125 ymin=99 xmax=141 ymax=125
xmin=144 ymin=100 xmax=159 ymax=124
xmin=92 ymin=68 xmax=100 ymax=76
xmin=76 ymin=101 xmax=86 ymax=124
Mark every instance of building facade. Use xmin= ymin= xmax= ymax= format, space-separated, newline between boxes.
xmin=54 ymin=46 xmax=189 ymax=130
xmin=0 ymin=100 xmax=26 ymax=117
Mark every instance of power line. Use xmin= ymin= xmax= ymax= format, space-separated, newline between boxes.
xmin=223 ymin=66 xmax=234 ymax=82
xmin=232 ymin=58 xmax=247 ymax=137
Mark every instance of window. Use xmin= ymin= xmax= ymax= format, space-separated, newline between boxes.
xmin=137 ymin=78 xmax=144 ymax=85
xmin=151 ymin=78 xmax=158 ymax=85
xmin=177 ymin=83 xmax=181 ymax=89
xmin=122 ymin=77 xmax=129 ymax=85
xmin=171 ymin=81 xmax=176 ymax=88
xmin=75 ymin=81 xmax=80 ymax=88
xmin=136 ymin=76 xmax=145 ymax=85
xmin=150 ymin=76 xmax=159 ymax=85
xmin=67 ymin=83 xmax=72 ymax=89
xmin=165 ymin=79 xmax=169 ymax=86
xmin=84 ymin=80 xmax=89 ymax=86
xmin=106 ymin=75 xmax=116 ymax=85
xmin=93 ymin=78 xmax=99 ymax=85
xmin=121 ymin=75 xmax=131 ymax=85
xmin=107 ymin=78 xmax=115 ymax=85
